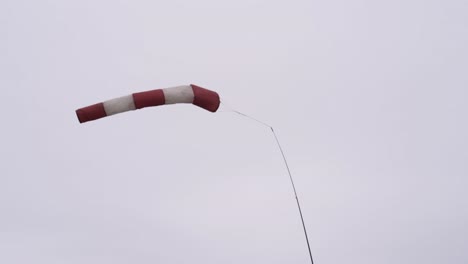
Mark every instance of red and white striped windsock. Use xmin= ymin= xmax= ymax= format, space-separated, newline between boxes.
xmin=76 ymin=84 xmax=220 ymax=123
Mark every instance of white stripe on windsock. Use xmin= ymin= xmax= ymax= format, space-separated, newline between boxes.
xmin=163 ymin=85 xmax=194 ymax=104
xmin=103 ymin=95 xmax=136 ymax=116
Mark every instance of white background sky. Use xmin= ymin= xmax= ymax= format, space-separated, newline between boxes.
xmin=1 ymin=0 xmax=467 ymax=263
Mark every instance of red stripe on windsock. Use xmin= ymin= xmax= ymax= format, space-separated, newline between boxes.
xmin=76 ymin=103 xmax=107 ymax=123
xmin=191 ymin=84 xmax=220 ymax=112
xmin=132 ymin=89 xmax=165 ymax=109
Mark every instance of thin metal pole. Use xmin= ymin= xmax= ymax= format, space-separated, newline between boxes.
xmin=271 ymin=127 xmax=314 ymax=264
xmin=231 ymin=110 xmax=315 ymax=264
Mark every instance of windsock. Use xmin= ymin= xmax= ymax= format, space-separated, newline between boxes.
xmin=76 ymin=84 xmax=220 ymax=123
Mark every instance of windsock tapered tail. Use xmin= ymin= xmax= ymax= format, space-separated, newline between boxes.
xmin=76 ymin=84 xmax=220 ymax=123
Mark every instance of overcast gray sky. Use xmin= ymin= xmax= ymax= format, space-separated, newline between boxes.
xmin=1 ymin=0 xmax=467 ymax=263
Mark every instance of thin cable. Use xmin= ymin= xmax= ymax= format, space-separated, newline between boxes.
xmin=230 ymin=110 xmax=315 ymax=264
xmin=232 ymin=110 xmax=271 ymax=128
